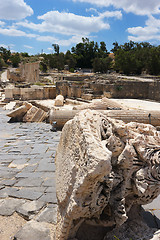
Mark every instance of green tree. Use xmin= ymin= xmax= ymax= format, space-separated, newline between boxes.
xmin=93 ymin=57 xmax=112 ymax=73
xmin=52 ymin=44 xmax=60 ymax=55
xmin=10 ymin=53 xmax=21 ymax=68
xmin=65 ymin=50 xmax=77 ymax=70
xmin=0 ymin=47 xmax=11 ymax=64
xmin=40 ymin=61 xmax=47 ymax=72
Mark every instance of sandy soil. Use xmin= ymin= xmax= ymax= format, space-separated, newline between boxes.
xmin=0 ymin=212 xmax=26 ymax=240
xmin=0 ymin=212 xmax=57 ymax=240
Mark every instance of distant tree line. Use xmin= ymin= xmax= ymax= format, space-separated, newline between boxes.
xmin=1 ymin=39 xmax=160 ymax=75
xmin=40 ymin=38 xmax=112 ymax=73
xmin=0 ymin=47 xmax=31 ymax=69
xmin=40 ymin=39 xmax=160 ymax=75
xmin=112 ymin=41 xmax=160 ymax=75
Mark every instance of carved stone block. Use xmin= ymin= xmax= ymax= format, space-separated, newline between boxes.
xmin=55 ymin=110 xmax=160 ymax=240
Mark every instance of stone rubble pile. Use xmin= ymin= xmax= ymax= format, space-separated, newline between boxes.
xmin=7 ymin=101 xmax=48 ymax=123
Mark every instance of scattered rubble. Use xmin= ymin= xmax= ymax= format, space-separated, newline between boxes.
xmin=73 ymin=97 xmax=123 ymax=110
xmin=7 ymin=101 xmax=48 ymax=123
xmin=55 ymin=109 xmax=160 ymax=239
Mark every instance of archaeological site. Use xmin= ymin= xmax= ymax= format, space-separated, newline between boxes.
xmin=0 ymin=57 xmax=160 ymax=240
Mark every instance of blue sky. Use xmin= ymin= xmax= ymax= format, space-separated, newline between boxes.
xmin=0 ymin=0 xmax=160 ymax=54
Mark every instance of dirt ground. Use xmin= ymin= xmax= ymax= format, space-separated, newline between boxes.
xmin=0 ymin=213 xmax=26 ymax=240
xmin=0 ymin=212 xmax=57 ymax=240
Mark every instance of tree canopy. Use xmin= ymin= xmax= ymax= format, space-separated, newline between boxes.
xmin=1 ymin=38 xmax=160 ymax=75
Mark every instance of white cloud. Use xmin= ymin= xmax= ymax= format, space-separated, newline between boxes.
xmin=127 ymin=16 xmax=160 ymax=42
xmin=24 ymin=45 xmax=33 ymax=49
xmin=16 ymin=10 xmax=111 ymax=36
xmin=37 ymin=35 xmax=83 ymax=47
xmin=36 ymin=35 xmax=58 ymax=42
xmin=58 ymin=35 xmax=84 ymax=46
xmin=0 ymin=27 xmax=37 ymax=38
xmin=0 ymin=0 xmax=33 ymax=20
xmin=0 ymin=44 xmax=8 ymax=48
xmin=0 ymin=21 xmax=5 ymax=26
xmin=73 ymin=0 xmax=160 ymax=16
xmin=99 ymin=11 xmax=122 ymax=19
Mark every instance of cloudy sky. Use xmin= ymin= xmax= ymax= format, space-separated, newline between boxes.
xmin=0 ymin=0 xmax=160 ymax=54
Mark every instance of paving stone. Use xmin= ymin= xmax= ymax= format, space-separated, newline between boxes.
xmin=0 ymin=198 xmax=25 ymax=216
xmin=42 ymin=179 xmax=56 ymax=187
xmin=14 ymin=220 xmax=51 ymax=240
xmin=45 ymin=187 xmax=56 ymax=193
xmin=15 ymin=178 xmax=44 ymax=187
xmin=36 ymin=162 xmax=56 ymax=172
xmin=16 ymin=200 xmax=45 ymax=220
xmin=38 ymin=192 xmax=57 ymax=204
xmin=20 ymin=148 xmax=32 ymax=155
xmin=36 ymin=206 xmax=57 ymax=224
xmin=42 ymin=172 xmax=56 ymax=179
xmin=22 ymin=164 xmax=38 ymax=172
xmin=0 ymin=179 xmax=17 ymax=186
xmin=0 ymin=170 xmax=16 ymax=179
xmin=8 ymin=160 xmax=29 ymax=170
xmin=27 ymin=158 xmax=41 ymax=164
xmin=9 ymin=188 xmax=43 ymax=200
xmin=15 ymin=171 xmax=42 ymax=179
xmin=0 ymin=186 xmax=4 ymax=190
xmin=0 ymin=187 xmax=18 ymax=198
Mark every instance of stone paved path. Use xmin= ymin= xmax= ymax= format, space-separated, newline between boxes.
xmin=0 ymin=108 xmax=60 ymax=239
xmin=0 ymin=107 xmax=160 ymax=239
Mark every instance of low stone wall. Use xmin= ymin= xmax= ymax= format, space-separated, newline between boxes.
xmin=56 ymin=80 xmax=160 ymax=101
xmin=5 ymin=86 xmax=56 ymax=101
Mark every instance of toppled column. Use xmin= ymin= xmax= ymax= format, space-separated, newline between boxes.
xmin=50 ymin=109 xmax=160 ymax=128
xmin=55 ymin=109 xmax=160 ymax=240
xmin=54 ymin=95 xmax=64 ymax=107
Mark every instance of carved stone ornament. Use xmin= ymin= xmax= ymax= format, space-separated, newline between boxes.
xmin=55 ymin=110 xmax=160 ymax=240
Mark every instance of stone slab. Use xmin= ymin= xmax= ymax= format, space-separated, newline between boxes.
xmin=0 ymin=198 xmax=25 ymax=216
xmin=16 ymin=200 xmax=45 ymax=220
xmin=36 ymin=206 xmax=57 ymax=224
xmin=14 ymin=178 xmax=43 ymax=187
xmin=14 ymin=220 xmax=51 ymax=240
xmin=9 ymin=188 xmax=43 ymax=200
xmin=42 ymin=179 xmax=56 ymax=187
xmin=38 ymin=192 xmax=57 ymax=204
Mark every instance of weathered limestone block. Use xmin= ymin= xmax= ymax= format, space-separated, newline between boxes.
xmin=73 ymin=97 xmax=122 ymax=110
xmin=7 ymin=102 xmax=32 ymax=118
xmin=23 ymin=106 xmax=47 ymax=122
xmin=55 ymin=109 xmax=160 ymax=240
xmin=54 ymin=95 xmax=64 ymax=107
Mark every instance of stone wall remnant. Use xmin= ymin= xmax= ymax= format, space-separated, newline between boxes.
xmin=19 ymin=62 xmax=39 ymax=83
xmin=55 ymin=110 xmax=160 ymax=239
xmin=5 ymin=86 xmax=56 ymax=101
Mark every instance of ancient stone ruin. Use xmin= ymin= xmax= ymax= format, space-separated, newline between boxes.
xmin=55 ymin=110 xmax=160 ymax=240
